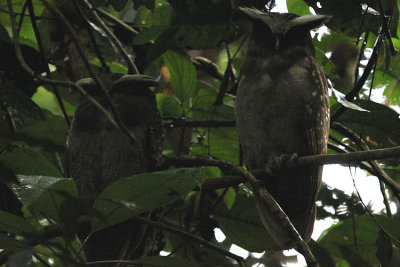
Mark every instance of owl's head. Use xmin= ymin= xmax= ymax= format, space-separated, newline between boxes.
xmin=75 ymin=74 xmax=160 ymax=98
xmin=239 ymin=7 xmax=330 ymax=52
xmin=111 ymin=74 xmax=161 ymax=96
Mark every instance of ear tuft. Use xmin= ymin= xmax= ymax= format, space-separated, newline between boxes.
xmin=291 ymin=15 xmax=331 ymax=31
xmin=113 ymin=74 xmax=161 ymax=88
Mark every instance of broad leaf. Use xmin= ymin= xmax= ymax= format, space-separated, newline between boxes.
xmin=0 ymin=79 xmax=45 ymax=120
xmin=1 ymin=147 xmax=62 ymax=177
xmin=11 ymin=175 xmax=77 ymax=223
xmin=332 ymin=100 xmax=400 ymax=150
xmin=0 ymin=233 xmax=28 ymax=251
xmin=91 ymin=167 xmax=216 ymax=231
xmin=287 ymin=0 xmax=312 ymax=15
xmin=319 ymin=215 xmax=400 ymax=264
xmin=162 ymin=50 xmax=197 ymax=104
xmin=0 ymin=210 xmax=37 ymax=235
xmin=214 ymin=192 xmax=277 ymax=252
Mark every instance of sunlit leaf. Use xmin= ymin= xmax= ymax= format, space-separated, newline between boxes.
xmin=162 ymin=50 xmax=197 ymax=104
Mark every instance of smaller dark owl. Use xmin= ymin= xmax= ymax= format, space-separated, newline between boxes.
xmin=66 ymin=74 xmax=163 ymax=264
xmin=235 ymin=8 xmax=330 ymax=248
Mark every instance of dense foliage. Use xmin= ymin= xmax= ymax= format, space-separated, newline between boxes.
xmin=1 ymin=0 xmax=400 ymax=266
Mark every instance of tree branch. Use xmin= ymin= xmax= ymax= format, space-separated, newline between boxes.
xmin=0 ymin=215 xmax=245 ymax=266
xmin=331 ymin=122 xmax=400 ymax=201
xmin=26 ymin=0 xmax=70 ymax=127
xmin=191 ymin=57 xmax=224 ymax=81
xmin=96 ymin=7 xmax=139 ymax=35
xmin=169 ymin=143 xmax=400 ymax=195
xmin=164 ymin=156 xmax=318 ymax=266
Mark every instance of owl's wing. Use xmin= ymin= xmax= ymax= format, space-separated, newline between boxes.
xmin=298 ymin=60 xmax=329 ymax=238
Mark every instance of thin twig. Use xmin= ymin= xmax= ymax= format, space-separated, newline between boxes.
xmin=8 ymin=0 xmax=138 ymax=145
xmin=80 ymin=0 xmax=139 ymax=74
xmin=379 ymin=180 xmax=392 ymax=216
xmin=72 ymin=0 xmax=110 ymax=73
xmin=191 ymin=57 xmax=224 ymax=81
xmin=41 ymin=0 xmax=139 ymax=145
xmin=352 ymin=173 xmax=400 ymax=245
xmin=0 ymin=7 xmax=53 ymax=19
xmin=377 ymin=0 xmax=397 ymax=55
xmin=4 ymin=1 xmax=123 ymax=136
xmin=96 ymin=7 xmax=139 ymax=35
xmin=26 ymin=0 xmax=70 ymax=127
xmin=165 ymin=142 xmax=400 ymax=194
xmin=332 ymin=122 xmax=400 ymax=201
xmin=134 ymin=216 xmax=245 ymax=265
xmin=354 ymin=31 xmax=369 ymax=85
xmin=214 ymin=43 xmax=236 ymax=106
xmin=331 ymin=31 xmax=383 ymax=122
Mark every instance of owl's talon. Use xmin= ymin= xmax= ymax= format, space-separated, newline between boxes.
xmin=265 ymin=153 xmax=298 ymax=176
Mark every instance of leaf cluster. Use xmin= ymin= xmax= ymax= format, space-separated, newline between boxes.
xmin=0 ymin=0 xmax=400 ymax=266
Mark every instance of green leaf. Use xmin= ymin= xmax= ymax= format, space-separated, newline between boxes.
xmin=214 ymin=193 xmax=278 ymax=252
xmin=10 ymin=175 xmax=77 ymax=223
xmin=339 ymin=245 xmax=374 ymax=267
xmin=162 ymin=50 xmax=197 ymax=104
xmin=0 ymin=79 xmax=45 ymax=120
xmin=0 ymin=233 xmax=28 ymax=251
xmin=0 ymin=210 xmax=37 ymax=235
xmin=91 ymin=168 xmax=207 ymax=232
xmin=376 ymin=229 xmax=393 ymax=267
xmin=157 ymin=94 xmax=183 ymax=117
xmin=152 ymin=0 xmax=172 ymax=25
xmin=1 ymin=147 xmax=62 ymax=177
xmin=132 ymin=25 xmax=169 ymax=45
xmin=16 ymin=110 xmax=68 ymax=151
xmin=32 ymin=86 xmax=75 ymax=116
xmin=332 ymin=100 xmax=400 ymax=149
xmin=309 ymin=240 xmax=336 ymax=267
xmin=145 ymin=26 xmax=178 ymax=64
xmin=319 ymin=215 xmax=400 ymax=264
xmin=287 ymin=0 xmax=312 ymax=15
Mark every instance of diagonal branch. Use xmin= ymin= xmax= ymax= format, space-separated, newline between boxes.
xmin=80 ymin=0 xmax=139 ymax=74
xmin=7 ymin=0 xmax=138 ymax=145
xmin=164 ymin=156 xmax=318 ymax=266
xmin=331 ymin=122 xmax=400 ymax=201
xmin=26 ymin=0 xmax=70 ymax=127
xmin=0 ymin=215 xmax=245 ymax=266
